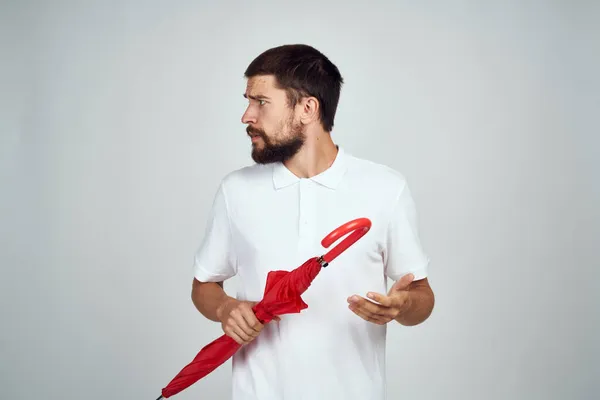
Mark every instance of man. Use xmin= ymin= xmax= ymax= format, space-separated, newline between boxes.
xmin=191 ymin=44 xmax=434 ymax=400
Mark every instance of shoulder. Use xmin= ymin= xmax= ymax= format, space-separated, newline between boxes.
xmin=345 ymin=151 xmax=409 ymax=195
xmin=219 ymin=163 xmax=271 ymax=187
xmin=222 ymin=164 xmax=273 ymax=187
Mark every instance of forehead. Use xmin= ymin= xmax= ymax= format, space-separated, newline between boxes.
xmin=245 ymin=75 xmax=283 ymax=97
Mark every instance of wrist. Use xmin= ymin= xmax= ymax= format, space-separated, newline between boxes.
xmin=216 ymin=296 xmax=236 ymax=321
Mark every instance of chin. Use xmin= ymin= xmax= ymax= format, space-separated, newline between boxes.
xmin=251 ymin=150 xmax=273 ymax=164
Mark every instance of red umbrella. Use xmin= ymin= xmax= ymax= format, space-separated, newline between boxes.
xmin=156 ymin=217 xmax=372 ymax=399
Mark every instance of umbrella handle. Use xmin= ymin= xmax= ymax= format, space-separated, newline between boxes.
xmin=320 ymin=218 xmax=371 ymax=264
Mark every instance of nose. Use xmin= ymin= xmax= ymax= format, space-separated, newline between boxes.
xmin=241 ymin=106 xmax=257 ymax=125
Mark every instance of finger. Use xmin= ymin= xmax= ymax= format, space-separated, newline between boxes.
xmin=232 ymin=322 xmax=253 ymax=342
xmin=366 ymin=292 xmax=394 ymax=307
xmin=225 ymin=326 xmax=247 ymax=344
xmin=348 ymin=303 xmax=389 ymax=325
xmin=367 ymin=294 xmax=402 ymax=319
xmin=230 ymin=305 xmax=258 ymax=335
xmin=347 ymin=295 xmax=389 ymax=318
xmin=391 ymin=273 xmax=415 ymax=292
xmin=241 ymin=308 xmax=263 ymax=335
xmin=231 ymin=312 xmax=255 ymax=339
xmin=227 ymin=309 xmax=252 ymax=340
xmin=230 ymin=333 xmax=244 ymax=345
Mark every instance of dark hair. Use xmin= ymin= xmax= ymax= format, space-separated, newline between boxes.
xmin=244 ymin=44 xmax=344 ymax=132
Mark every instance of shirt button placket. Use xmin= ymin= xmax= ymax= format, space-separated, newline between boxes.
xmin=298 ymin=179 xmax=307 ymax=241
xmin=300 ymin=179 xmax=319 ymax=249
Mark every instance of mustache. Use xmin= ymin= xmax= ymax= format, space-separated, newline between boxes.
xmin=246 ymin=126 xmax=265 ymax=137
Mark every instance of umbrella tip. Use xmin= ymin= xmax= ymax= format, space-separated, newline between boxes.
xmin=156 ymin=395 xmax=164 ymax=400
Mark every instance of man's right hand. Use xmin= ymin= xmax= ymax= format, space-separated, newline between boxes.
xmin=216 ymin=298 xmax=265 ymax=345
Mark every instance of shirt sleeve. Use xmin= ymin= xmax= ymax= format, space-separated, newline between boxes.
xmin=192 ymin=180 xmax=237 ymax=282
xmin=383 ymin=182 xmax=430 ymax=282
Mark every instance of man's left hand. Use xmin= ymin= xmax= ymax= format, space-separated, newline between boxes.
xmin=347 ymin=273 xmax=414 ymax=325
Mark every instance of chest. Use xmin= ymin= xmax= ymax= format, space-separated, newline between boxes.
xmin=228 ymin=181 xmax=390 ymax=298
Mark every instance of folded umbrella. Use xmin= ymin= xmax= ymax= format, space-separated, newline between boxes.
xmin=156 ymin=217 xmax=372 ymax=399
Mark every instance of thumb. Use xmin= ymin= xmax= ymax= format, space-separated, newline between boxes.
xmin=391 ymin=273 xmax=415 ymax=292
xmin=247 ymin=301 xmax=260 ymax=312
xmin=247 ymin=301 xmax=279 ymax=321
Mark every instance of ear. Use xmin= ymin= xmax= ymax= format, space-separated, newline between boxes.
xmin=299 ymin=96 xmax=320 ymax=125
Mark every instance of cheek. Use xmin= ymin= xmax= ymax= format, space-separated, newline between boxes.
xmin=257 ymin=109 xmax=274 ymax=129
xmin=263 ymin=116 xmax=286 ymax=136
xmin=260 ymin=106 xmax=293 ymax=136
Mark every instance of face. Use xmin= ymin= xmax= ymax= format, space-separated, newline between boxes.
xmin=242 ymin=75 xmax=305 ymax=164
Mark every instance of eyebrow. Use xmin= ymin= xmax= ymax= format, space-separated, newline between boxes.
xmin=243 ymin=93 xmax=270 ymax=100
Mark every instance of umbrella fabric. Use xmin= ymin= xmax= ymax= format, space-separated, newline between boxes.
xmin=159 ymin=257 xmax=322 ymax=399
xmin=157 ymin=217 xmax=371 ymax=399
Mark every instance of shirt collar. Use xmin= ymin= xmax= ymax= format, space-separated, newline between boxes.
xmin=272 ymin=146 xmax=348 ymax=190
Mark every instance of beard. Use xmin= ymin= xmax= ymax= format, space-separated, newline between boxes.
xmin=247 ymin=118 xmax=305 ymax=164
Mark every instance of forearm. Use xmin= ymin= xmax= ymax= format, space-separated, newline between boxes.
xmin=191 ymin=280 xmax=235 ymax=322
xmin=395 ymin=285 xmax=435 ymax=326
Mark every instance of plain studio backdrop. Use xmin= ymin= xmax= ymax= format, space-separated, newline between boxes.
xmin=1 ymin=1 xmax=598 ymax=399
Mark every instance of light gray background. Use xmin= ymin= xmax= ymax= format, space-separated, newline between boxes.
xmin=1 ymin=1 xmax=598 ymax=399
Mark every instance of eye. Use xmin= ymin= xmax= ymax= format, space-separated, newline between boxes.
xmin=259 ymin=100 xmax=266 ymax=106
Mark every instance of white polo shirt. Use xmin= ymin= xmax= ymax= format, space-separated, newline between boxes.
xmin=193 ymin=146 xmax=429 ymax=400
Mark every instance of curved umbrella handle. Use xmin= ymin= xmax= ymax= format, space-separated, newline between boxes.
xmin=320 ymin=218 xmax=372 ymax=265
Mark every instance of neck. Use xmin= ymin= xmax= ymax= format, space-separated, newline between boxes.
xmin=283 ymin=129 xmax=338 ymax=178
